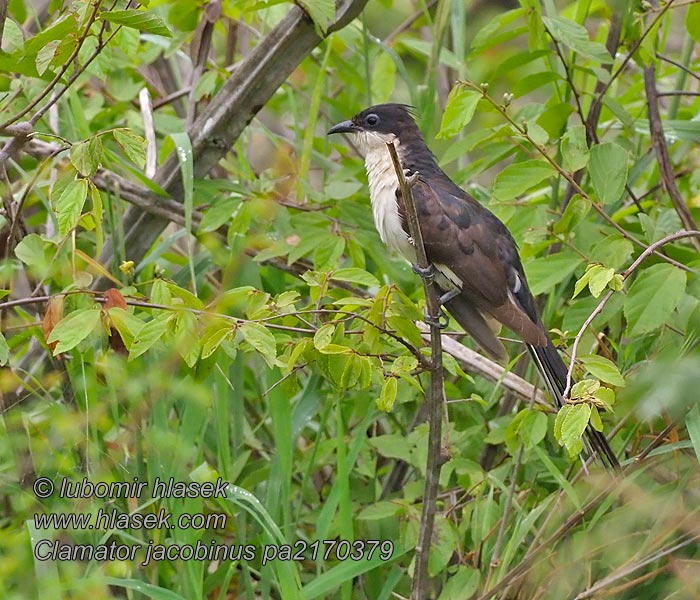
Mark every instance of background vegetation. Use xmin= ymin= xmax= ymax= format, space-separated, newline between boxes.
xmin=1 ymin=0 xmax=700 ymax=598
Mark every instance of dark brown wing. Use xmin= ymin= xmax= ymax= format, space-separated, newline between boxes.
xmin=405 ymin=177 xmax=548 ymax=348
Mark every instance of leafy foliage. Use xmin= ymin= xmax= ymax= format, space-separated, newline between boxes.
xmin=1 ymin=0 xmax=700 ymax=599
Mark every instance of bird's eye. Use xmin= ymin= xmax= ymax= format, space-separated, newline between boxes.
xmin=365 ymin=113 xmax=380 ymax=127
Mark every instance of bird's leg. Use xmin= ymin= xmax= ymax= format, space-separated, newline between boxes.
xmin=411 ymin=264 xmax=459 ymax=329
xmin=438 ymin=287 xmax=460 ymax=305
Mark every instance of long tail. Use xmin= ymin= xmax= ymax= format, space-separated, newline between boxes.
xmin=527 ymin=339 xmax=620 ymax=470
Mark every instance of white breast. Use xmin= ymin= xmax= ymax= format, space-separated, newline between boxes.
xmin=359 ymin=133 xmax=462 ymax=292
xmin=363 ymin=143 xmax=416 ymax=261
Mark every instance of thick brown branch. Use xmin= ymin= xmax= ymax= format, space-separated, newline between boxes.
xmin=98 ymin=0 xmax=370 ymax=287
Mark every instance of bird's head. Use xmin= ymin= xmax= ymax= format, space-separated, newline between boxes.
xmin=327 ymin=103 xmax=419 ymax=155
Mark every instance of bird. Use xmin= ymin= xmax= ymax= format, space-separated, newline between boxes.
xmin=328 ymin=103 xmax=619 ymax=470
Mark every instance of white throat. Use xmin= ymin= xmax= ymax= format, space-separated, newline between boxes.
xmin=357 ymin=133 xmax=415 ymax=260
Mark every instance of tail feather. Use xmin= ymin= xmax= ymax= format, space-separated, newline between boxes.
xmin=527 ymin=339 xmax=620 ymax=470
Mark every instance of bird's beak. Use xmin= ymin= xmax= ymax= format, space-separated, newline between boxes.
xmin=327 ymin=120 xmax=360 ymax=135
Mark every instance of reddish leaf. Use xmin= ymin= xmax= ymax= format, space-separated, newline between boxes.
xmin=42 ymin=296 xmax=64 ymax=352
xmin=103 ymin=289 xmax=128 ymax=355
xmin=104 ymin=288 xmax=128 ymax=310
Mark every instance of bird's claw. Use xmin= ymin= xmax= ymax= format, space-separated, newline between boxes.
xmin=412 ymin=262 xmax=436 ymax=282
xmin=424 ymin=307 xmax=450 ymax=329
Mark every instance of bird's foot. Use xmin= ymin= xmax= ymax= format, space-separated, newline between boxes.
xmin=412 ymin=262 xmax=436 ymax=282
xmin=424 ymin=307 xmax=450 ymax=329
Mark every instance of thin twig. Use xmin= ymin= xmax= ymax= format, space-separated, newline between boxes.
xmin=563 ymin=230 xmax=700 ymax=398
xmin=655 ymin=52 xmax=700 ymax=84
xmin=387 ymin=141 xmax=446 ymax=600
xmin=633 ymin=420 xmax=678 ymax=464
xmin=543 ymin=21 xmax=585 ymax=125
xmin=657 ymin=90 xmax=700 ymax=97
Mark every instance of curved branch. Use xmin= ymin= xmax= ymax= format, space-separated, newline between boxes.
xmin=563 ymin=230 xmax=700 ymax=398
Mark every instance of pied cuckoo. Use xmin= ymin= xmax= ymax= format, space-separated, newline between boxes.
xmin=328 ymin=103 xmax=619 ymax=469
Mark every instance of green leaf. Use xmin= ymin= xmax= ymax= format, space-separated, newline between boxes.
xmin=390 ymin=355 xmax=418 ymax=374
xmin=129 ymin=313 xmax=172 ymax=360
xmin=686 ymin=4 xmax=700 ymax=43
xmin=554 ymin=403 xmax=590 ymax=457
xmin=633 ymin=118 xmax=700 ymax=144
xmin=560 ymin=124 xmax=589 ymax=172
xmin=100 ymin=9 xmax=172 ymax=37
xmin=35 ymin=39 xmax=60 ymax=76
xmin=313 ymin=323 xmax=334 ymax=351
xmin=542 ymin=16 xmax=611 ymax=63
xmin=525 ymin=252 xmax=583 ymax=296
xmin=580 ymin=355 xmax=625 ymax=387
xmin=357 ymin=501 xmax=402 ymax=520
xmin=14 ymin=234 xmax=53 ymax=270
xmin=47 ymin=308 xmax=101 ymax=354
xmin=313 ymin=235 xmax=344 ymax=270
xmin=589 ymin=142 xmax=628 ymax=205
xmin=0 ymin=331 xmax=9 ymax=366
xmin=624 ymin=263 xmax=686 ymax=336
xmin=437 ymin=86 xmax=482 ymax=139
xmin=331 ymin=268 xmax=379 ymax=288
xmin=198 ymin=195 xmax=241 ymax=233
xmin=53 ymin=179 xmax=88 ymax=236
xmin=377 ymin=376 xmax=398 ymax=412
xmin=593 ymin=386 xmax=616 ymax=411
xmin=240 ymin=322 xmax=276 ymax=367
xmin=438 ymin=566 xmax=480 ymax=600
xmin=590 ymin=236 xmax=633 ymax=270
xmin=201 ymin=322 xmax=232 ymax=359
xmin=70 ymin=137 xmax=103 ymax=177
xmin=368 ymin=433 xmax=412 ymax=462
xmin=107 ymin=307 xmax=143 ymax=350
xmin=296 ymin=0 xmax=334 ymax=33
xmin=2 ymin=18 xmax=24 ymax=53
xmin=428 ymin=519 xmax=459 ymax=576
xmin=493 ymin=160 xmax=555 ymax=201
xmin=588 ymin=265 xmax=615 ymax=298
xmin=554 ymin=194 xmax=590 ymax=234
xmin=312 ymin=324 xmax=350 ymax=356
xmin=113 ymin=129 xmax=147 ymax=169
xmin=370 ymin=52 xmax=396 ymax=104
xmin=175 ymin=310 xmax=200 ymax=367
xmin=520 ymin=410 xmax=548 ymax=449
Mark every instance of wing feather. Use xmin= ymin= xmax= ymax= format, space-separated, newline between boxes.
xmin=405 ymin=178 xmax=547 ymax=347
